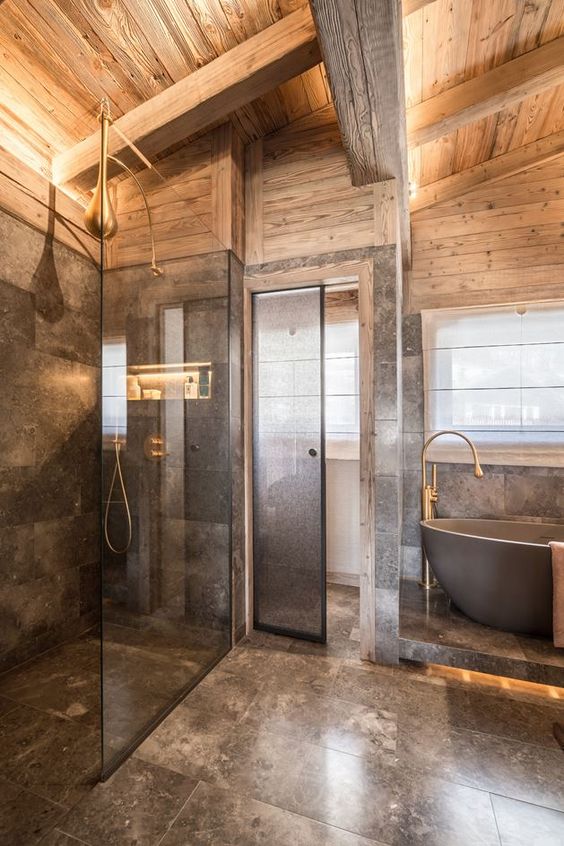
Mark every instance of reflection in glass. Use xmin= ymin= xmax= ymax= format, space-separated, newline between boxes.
xmin=101 ymin=253 xmax=232 ymax=773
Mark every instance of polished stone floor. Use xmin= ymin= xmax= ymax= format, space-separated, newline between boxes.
xmin=400 ymin=578 xmax=564 ymax=688
xmin=1 ymin=584 xmax=564 ymax=844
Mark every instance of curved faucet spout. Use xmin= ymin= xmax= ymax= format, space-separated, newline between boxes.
xmin=421 ymin=429 xmax=483 ymax=489
xmin=420 ymin=429 xmax=483 ymax=589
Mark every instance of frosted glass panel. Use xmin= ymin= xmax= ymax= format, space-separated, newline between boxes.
xmin=253 ymin=288 xmax=325 ymax=641
xmin=423 ymin=302 xmax=564 ymax=462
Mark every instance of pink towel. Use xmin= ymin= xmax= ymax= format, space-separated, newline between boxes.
xmin=549 ymin=542 xmax=564 ymax=648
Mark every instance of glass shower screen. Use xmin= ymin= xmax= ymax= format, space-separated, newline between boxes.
xmin=252 ymin=287 xmax=326 ymax=642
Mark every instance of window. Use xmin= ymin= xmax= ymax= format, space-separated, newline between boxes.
xmin=325 ymin=319 xmax=359 ymax=460
xmin=422 ymin=302 xmax=564 ymax=466
xmin=102 ymin=338 xmax=127 ymax=443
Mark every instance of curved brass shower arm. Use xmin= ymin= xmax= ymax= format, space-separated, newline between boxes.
xmin=107 ymin=155 xmax=163 ymax=277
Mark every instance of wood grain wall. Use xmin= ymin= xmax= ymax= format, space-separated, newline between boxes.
xmin=408 ymin=156 xmax=564 ymax=313
xmin=245 ymin=106 xmax=397 ymax=264
xmin=0 ymin=146 xmax=98 ymax=263
xmin=108 ymin=122 xmax=245 ymax=269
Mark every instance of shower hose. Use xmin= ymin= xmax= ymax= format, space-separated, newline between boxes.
xmin=104 ymin=439 xmax=132 ymax=554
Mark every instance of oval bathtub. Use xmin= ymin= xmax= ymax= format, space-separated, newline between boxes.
xmin=420 ymin=518 xmax=564 ymax=637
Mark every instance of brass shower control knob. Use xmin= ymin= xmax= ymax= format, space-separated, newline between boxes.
xmin=144 ymin=434 xmax=169 ymax=460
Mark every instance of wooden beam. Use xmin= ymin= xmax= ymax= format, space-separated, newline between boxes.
xmin=52 ymin=6 xmax=320 ymax=191
xmin=211 ymin=123 xmax=245 ymax=262
xmin=410 ymin=130 xmax=564 ymax=213
xmin=408 ymin=37 xmax=564 ymax=149
xmin=310 ymin=0 xmax=410 ymax=263
xmin=402 ymin=0 xmax=436 ymax=15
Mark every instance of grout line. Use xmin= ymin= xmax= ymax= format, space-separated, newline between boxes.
xmin=154 ymin=779 xmax=202 ymax=846
xmin=48 ymin=830 xmax=92 ymax=846
xmin=489 ymin=793 xmax=504 ymax=846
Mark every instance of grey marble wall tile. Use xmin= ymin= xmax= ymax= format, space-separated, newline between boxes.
xmin=402 ymin=313 xmax=422 ymax=357
xmin=186 ymin=469 xmax=230 ymax=524
xmin=436 ymin=467 xmax=505 ymax=519
xmin=403 ymin=431 xmax=423 ymax=472
xmin=402 ymin=354 xmax=424 ymax=433
xmin=373 ymin=362 xmax=398 ymax=421
xmin=0 ymin=279 xmax=35 ymax=347
xmin=373 ymin=587 xmax=399 ymax=664
xmin=401 ymin=544 xmax=421 ymax=581
xmin=374 ymin=532 xmax=400 ymax=590
xmin=402 ymin=470 xmax=422 ymax=547
xmin=36 ymin=307 xmax=99 ymax=368
xmin=185 ymin=520 xmax=230 ymax=629
xmin=374 ymin=422 xmax=400 ymax=475
xmin=374 ymin=476 xmax=401 ymax=534
xmin=186 ymin=416 xmax=229 ymax=472
xmin=185 ymin=296 xmax=229 ymax=364
xmin=0 ymin=524 xmax=34 ymax=586
xmin=505 ymin=473 xmax=564 ymax=519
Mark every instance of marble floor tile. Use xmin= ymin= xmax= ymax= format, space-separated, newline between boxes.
xmin=57 ymin=758 xmax=197 ymax=846
xmin=491 ymin=794 xmax=564 ymax=845
xmin=398 ymin=725 xmax=564 ymax=813
xmin=136 ymin=704 xmax=314 ymax=810
xmin=284 ymin=744 xmax=502 ymax=846
xmin=160 ymin=780 xmax=385 ymax=846
xmin=239 ymin=686 xmax=397 ymax=758
xmin=0 ymin=777 xmax=65 ymax=845
xmin=0 ymin=705 xmax=99 ymax=806
xmin=58 ymin=758 xmax=197 ymax=846
xmin=220 ymin=644 xmax=342 ymax=695
xmin=134 ymin=705 xmax=238 ymax=782
xmin=0 ymin=641 xmax=100 ymax=728
xmin=182 ymin=668 xmax=261 ymax=721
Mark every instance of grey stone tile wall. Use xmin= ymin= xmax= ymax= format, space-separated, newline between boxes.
xmin=102 ymin=251 xmax=244 ymax=645
xmin=0 ymin=209 xmax=101 ymax=673
xmin=401 ymin=313 xmax=564 ymax=583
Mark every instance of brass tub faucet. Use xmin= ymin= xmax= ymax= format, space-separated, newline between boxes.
xmin=420 ymin=430 xmax=483 ymax=589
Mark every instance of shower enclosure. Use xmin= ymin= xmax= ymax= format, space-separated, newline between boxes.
xmin=0 ymin=237 xmax=238 ymax=797
xmin=101 ymin=250 xmax=237 ymax=774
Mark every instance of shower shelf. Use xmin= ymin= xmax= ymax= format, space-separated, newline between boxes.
xmin=127 ymin=361 xmax=212 ymax=401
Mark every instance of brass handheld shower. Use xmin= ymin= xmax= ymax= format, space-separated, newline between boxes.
xmin=84 ymin=99 xmax=163 ymax=277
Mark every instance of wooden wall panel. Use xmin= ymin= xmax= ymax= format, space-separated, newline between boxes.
xmin=408 ymin=156 xmax=564 ymax=312
xmin=0 ymin=146 xmax=97 ymax=262
xmin=110 ymin=123 xmax=245 ymax=268
xmin=245 ymin=107 xmax=397 ymax=264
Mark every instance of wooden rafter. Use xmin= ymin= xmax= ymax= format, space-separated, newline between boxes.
xmin=407 ymin=36 xmax=564 ymax=149
xmin=411 ymin=130 xmax=564 ymax=213
xmin=52 ymin=6 xmax=320 ymax=191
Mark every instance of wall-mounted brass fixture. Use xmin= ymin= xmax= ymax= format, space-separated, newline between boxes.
xmin=84 ymin=98 xmax=163 ymax=277
xmin=144 ymin=434 xmax=168 ymax=461
xmin=420 ymin=429 xmax=483 ymax=589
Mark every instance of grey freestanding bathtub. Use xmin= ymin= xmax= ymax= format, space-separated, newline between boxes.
xmin=421 ymin=519 xmax=564 ymax=637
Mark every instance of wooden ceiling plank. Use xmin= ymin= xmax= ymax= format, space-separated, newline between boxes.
xmin=408 ymin=35 xmax=564 ymax=149
xmin=53 ymin=6 xmax=321 ymax=191
xmin=411 ymin=130 xmax=564 ymax=213
xmin=9 ymin=0 xmax=141 ymax=115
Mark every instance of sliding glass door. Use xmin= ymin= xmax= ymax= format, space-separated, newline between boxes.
xmin=252 ymin=287 xmax=326 ymax=642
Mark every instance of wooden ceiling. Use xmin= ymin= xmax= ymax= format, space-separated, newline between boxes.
xmin=0 ymin=0 xmax=562 ymax=205
xmin=404 ymin=0 xmax=564 ymax=187
xmin=0 ymin=0 xmax=328 ymax=180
